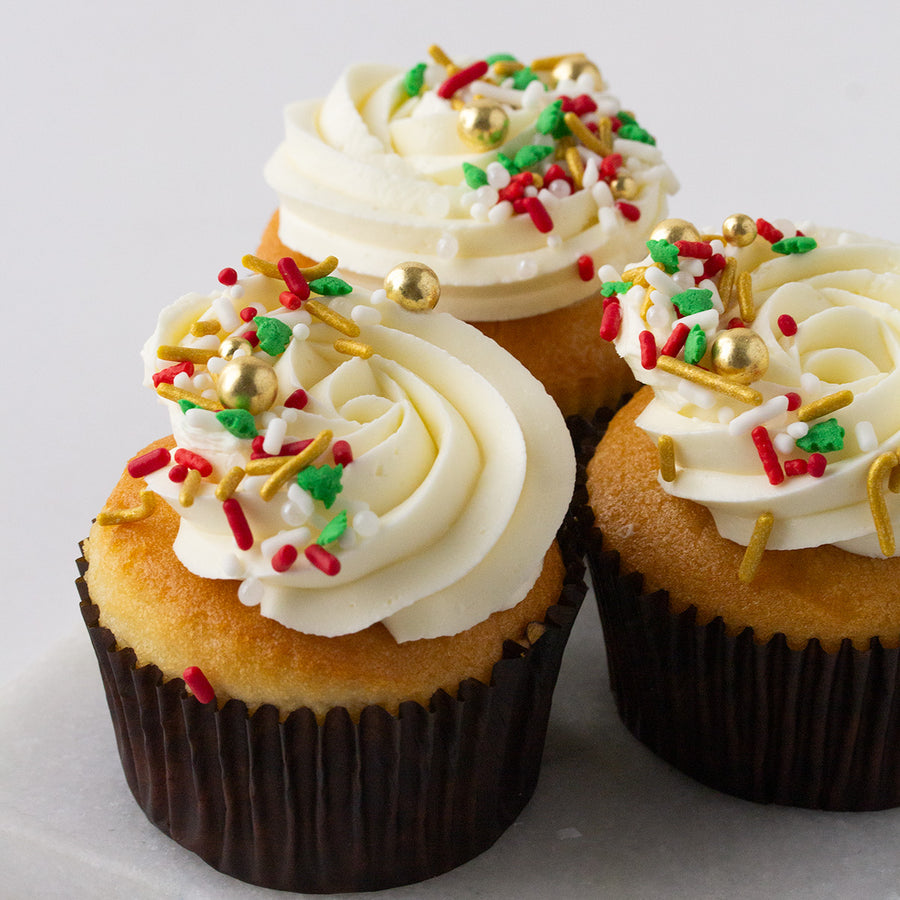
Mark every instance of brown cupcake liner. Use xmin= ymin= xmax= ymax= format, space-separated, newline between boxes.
xmin=76 ymin=506 xmax=587 ymax=893
xmin=586 ymin=527 xmax=900 ymax=810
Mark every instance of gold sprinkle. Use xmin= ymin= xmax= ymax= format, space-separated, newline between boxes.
xmin=564 ymin=145 xmax=584 ymax=190
xmin=245 ymin=457 xmax=285 ymax=476
xmin=595 ymin=116 xmax=614 ymax=158
xmin=260 ymin=429 xmax=333 ymax=501
xmin=867 ymin=452 xmax=898 ymax=556
xmin=655 ymin=355 xmax=764 ymax=406
xmin=334 ymin=339 xmax=373 ymax=359
xmin=737 ymin=271 xmax=755 ymax=323
xmin=97 ymin=489 xmax=157 ymax=526
xmin=658 ymin=435 xmax=676 ymax=482
xmin=718 ymin=257 xmax=738 ymax=309
xmin=796 ymin=390 xmax=854 ymax=423
xmin=157 ymin=345 xmax=218 ymax=364
xmin=622 ymin=264 xmax=655 ymax=289
xmin=530 ymin=53 xmax=582 ymax=71
xmin=306 ymin=299 xmax=361 ymax=337
xmin=563 ymin=111 xmax=608 ymax=158
xmin=531 ymin=172 xmax=544 ymax=190
xmin=190 ymin=319 xmax=221 ymax=337
xmin=739 ymin=511 xmax=774 ymax=583
xmin=554 ymin=134 xmax=575 ymax=161
xmin=155 ymin=383 xmax=223 ymax=412
xmin=215 ymin=466 xmax=245 ymax=501
xmin=493 ymin=60 xmax=523 ymax=77
xmin=301 ymin=255 xmax=339 ymax=280
xmin=639 ymin=288 xmax=655 ymax=323
xmin=179 ymin=468 xmax=202 ymax=507
xmin=241 ymin=253 xmax=281 ymax=278
xmin=700 ymin=233 xmax=725 ymax=243
xmin=428 ymin=44 xmax=455 ymax=71
xmin=890 ymin=463 xmax=900 ymax=495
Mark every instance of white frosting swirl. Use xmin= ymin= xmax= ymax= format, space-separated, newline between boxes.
xmin=264 ymin=57 xmax=677 ymax=321
xmin=140 ymin=271 xmax=574 ymax=640
xmin=610 ymin=225 xmax=900 ymax=557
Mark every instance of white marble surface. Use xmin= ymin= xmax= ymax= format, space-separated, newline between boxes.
xmin=2 ymin=597 xmax=900 ymax=900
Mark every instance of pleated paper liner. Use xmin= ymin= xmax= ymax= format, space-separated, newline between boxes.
xmin=586 ymin=526 xmax=900 ymax=811
xmin=75 ymin=506 xmax=587 ymax=893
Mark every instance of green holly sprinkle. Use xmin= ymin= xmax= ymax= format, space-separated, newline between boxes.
xmin=618 ymin=123 xmax=656 ymax=145
xmin=253 ymin=316 xmax=293 ymax=356
xmin=536 ymin=99 xmax=569 ymax=139
xmin=671 ymin=288 xmax=714 ymax=316
xmin=216 ymin=408 xmax=258 ymax=439
xmin=795 ymin=418 xmax=845 ymax=454
xmin=684 ymin=324 xmax=708 ymax=365
xmin=497 ymin=151 xmax=520 ymax=175
xmin=462 ymin=161 xmax=488 ymax=189
xmin=511 ymin=66 xmax=542 ymax=91
xmin=309 ymin=276 xmax=353 ymax=296
xmin=403 ymin=62 xmax=427 ymax=97
xmin=297 ymin=464 xmax=344 ymax=509
xmin=317 ymin=509 xmax=348 ymax=546
xmin=178 ymin=399 xmax=198 ymax=414
xmin=617 ymin=111 xmax=637 ymax=126
xmin=513 ymin=144 xmax=553 ymax=169
xmin=600 ymin=281 xmax=633 ymax=297
xmin=485 ymin=53 xmax=517 ymax=65
xmin=647 ymin=239 xmax=680 ymax=274
xmin=772 ymin=236 xmax=818 ymax=255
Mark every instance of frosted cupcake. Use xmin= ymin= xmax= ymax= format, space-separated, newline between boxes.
xmin=260 ymin=47 xmax=678 ymax=416
xmin=585 ymin=215 xmax=900 ymax=809
xmin=79 ymin=256 xmax=583 ymax=891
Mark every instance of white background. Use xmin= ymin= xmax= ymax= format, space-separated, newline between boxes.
xmin=2 ymin=2 xmax=900 ymax=895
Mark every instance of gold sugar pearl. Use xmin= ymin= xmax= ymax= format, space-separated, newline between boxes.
xmin=710 ymin=328 xmax=769 ymax=384
xmin=649 ymin=218 xmax=701 ymax=244
xmin=216 ymin=356 xmax=278 ymax=414
xmin=384 ymin=262 xmax=441 ymax=312
xmin=457 ymin=99 xmax=510 ymax=151
xmin=551 ymin=55 xmax=603 ymax=89
xmin=219 ymin=335 xmax=254 ymax=360
xmin=722 ymin=213 xmax=758 ymax=247
xmin=610 ymin=173 xmax=638 ymax=200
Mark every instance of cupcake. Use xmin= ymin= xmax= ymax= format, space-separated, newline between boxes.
xmin=79 ymin=256 xmax=583 ymax=891
xmin=585 ymin=215 xmax=900 ymax=809
xmin=260 ymin=47 xmax=678 ymax=417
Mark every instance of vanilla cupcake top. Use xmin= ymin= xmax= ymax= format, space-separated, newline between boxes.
xmin=98 ymin=256 xmax=574 ymax=642
xmin=599 ymin=216 xmax=900 ymax=576
xmin=264 ymin=47 xmax=677 ymax=322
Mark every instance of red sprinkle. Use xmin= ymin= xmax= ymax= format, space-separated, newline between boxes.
xmin=639 ymin=330 xmax=658 ymax=369
xmin=675 ymin=240 xmax=713 ymax=259
xmin=305 ymin=544 xmax=341 ymax=576
xmin=239 ymin=306 xmax=257 ymax=323
xmin=726 ymin=317 xmax=746 ymax=330
xmin=778 ymin=314 xmax=798 ymax=337
xmin=598 ymin=300 xmax=622 ymax=341
xmin=251 ymin=436 xmax=313 ymax=460
xmin=522 ymin=196 xmax=554 ymax=233
xmin=577 ymin=254 xmax=595 ymax=282
xmin=558 ymin=95 xmax=576 ymax=113
xmin=272 ymin=544 xmax=298 ymax=573
xmin=543 ymin=164 xmax=573 ymax=190
xmin=571 ymin=94 xmax=598 ymax=116
xmin=277 ymin=257 xmax=311 ymax=300
xmin=174 ymin=448 xmax=213 ymax=477
xmin=284 ymin=389 xmax=309 ymax=410
xmin=218 ymin=268 xmax=238 ymax=287
xmin=808 ymin=453 xmax=827 ymax=478
xmin=751 ymin=425 xmax=784 ymax=485
xmin=660 ymin=322 xmax=690 ymax=358
xmin=701 ymin=253 xmax=727 ymax=280
xmin=784 ymin=459 xmax=808 ymax=477
xmin=168 ymin=464 xmax=189 ymax=483
xmin=280 ymin=290 xmax=305 ymax=311
xmin=127 ymin=446 xmax=171 ymax=478
xmin=243 ymin=330 xmax=260 ymax=347
xmin=785 ymin=392 xmax=802 ymax=411
xmin=222 ymin=497 xmax=253 ymax=550
xmin=152 ymin=360 xmax=194 ymax=388
xmin=183 ymin=666 xmax=215 ymax=704
xmin=437 ymin=60 xmax=488 ymax=98
xmin=610 ymin=115 xmax=623 ymax=132
xmin=332 ymin=440 xmax=353 ymax=466
xmin=756 ymin=218 xmax=784 ymax=244
xmin=616 ymin=201 xmax=640 ymax=222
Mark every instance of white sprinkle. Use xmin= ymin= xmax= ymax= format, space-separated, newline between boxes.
xmin=475 ymin=185 xmax=499 ymax=206
xmin=676 ymin=380 xmax=717 ymax=409
xmin=800 ymin=372 xmax=820 ymax=395
xmin=281 ymin=408 xmax=298 ymax=423
xmin=292 ymin=323 xmax=310 ymax=341
xmin=469 ymin=201 xmax=490 ymax=221
xmin=222 ymin=554 xmax=244 ymax=579
xmin=728 ymin=395 xmax=790 ymax=436
xmin=547 ymin=233 xmax=562 ymax=249
xmin=207 ymin=356 xmax=227 ymax=376
xmin=287 ymin=483 xmax=315 ymax=519
xmin=598 ymin=264 xmax=621 ymax=283
xmin=280 ymin=501 xmax=306 ymax=528
xmin=598 ymin=206 xmax=618 ymax=231
xmin=787 ymin=420 xmax=809 ymax=439
xmin=548 ymin=178 xmax=572 ymax=199
xmin=488 ymin=199 xmax=514 ymax=224
xmin=200 ymin=389 xmax=218 ymax=401
xmin=773 ymin=432 xmax=796 ymax=455
xmin=184 ymin=407 xmax=218 ymax=430
xmin=773 ymin=218 xmax=797 ymax=238
xmin=263 ymin=417 xmax=287 ymax=456
xmin=673 ymin=271 xmax=696 ymax=290
xmin=371 ymin=288 xmax=389 ymax=306
xmin=193 ymin=372 xmax=214 ymax=391
xmin=212 ymin=296 xmax=239 ymax=331
xmin=856 ymin=420 xmax=878 ymax=452
xmin=678 ymin=308 xmax=719 ymax=334
xmin=227 ymin=284 xmax=245 ymax=300
xmin=460 ymin=190 xmax=477 ymax=210
xmin=173 ymin=371 xmax=193 ymax=389
xmin=678 ymin=258 xmax=705 ymax=278
xmin=538 ymin=187 xmax=559 ymax=208
xmin=582 ymin=157 xmax=600 ymax=189
xmin=517 ymin=258 xmax=538 ymax=279
xmin=232 ymin=345 xmax=251 ymax=359
xmin=486 ymin=161 xmax=511 ymax=189
xmin=353 ymin=510 xmax=380 ymax=538
xmin=592 ymin=181 xmax=614 ymax=208
xmin=351 ymin=304 xmax=381 ymax=326
xmin=522 ymin=79 xmax=546 ymax=108
xmin=524 ymin=185 xmax=538 ymax=198
xmin=555 ymin=77 xmax=578 ymax=95
xmin=436 ymin=233 xmax=459 ymax=259
xmin=645 ymin=266 xmax=680 ymax=297
xmin=646 ymin=301 xmax=673 ymax=331
xmin=237 ymin=578 xmax=263 ymax=607
xmin=261 ymin=527 xmax=310 ymax=560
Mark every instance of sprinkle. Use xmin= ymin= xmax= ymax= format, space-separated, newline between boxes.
xmin=280 ymin=290 xmax=305 ymax=311
xmin=317 ymin=509 xmax=349 ymax=546
xmin=152 ymin=361 xmax=194 ymax=388
xmin=658 ymin=435 xmax=676 ymax=482
xmin=251 ymin=436 xmax=313 ymax=460
xmin=772 ymin=236 xmax=817 ymax=255
xmin=796 ymin=389 xmax=853 ymax=422
xmin=428 ymin=43 xmax=455 ymax=69
xmin=285 ymin=388 xmax=308 ymax=410
xmin=174 ymin=448 xmax=213 ymax=477
xmin=563 ymin=111 xmax=608 ymax=157
xmin=168 ymin=464 xmax=188 ymax=483
xmin=309 ymin=275 xmax=353 ymax=296
xmin=157 ymin=345 xmax=218 ymax=365
xmin=182 ymin=666 xmax=215 ymax=704
xmin=701 ymin=254 xmax=727 ymax=280
xmin=334 ymin=338 xmax=373 ymax=358
xmin=179 ymin=468 xmax=202 ymax=507
xmin=675 ymin=240 xmax=713 ymax=259
xmin=260 ymin=430 xmax=333 ymax=501
xmin=598 ymin=300 xmax=622 ymax=341
xmin=403 ymin=61 xmax=427 ymax=96
xmin=437 ymin=60 xmax=488 ymax=98
xmin=332 ymin=440 xmax=353 ymax=466
xmin=530 ymin=53 xmax=578 ymax=70
xmin=671 ymin=288 xmax=713 ymax=316
xmin=262 ymin=417 xmax=288 ymax=456
xmin=536 ymin=99 xmax=569 ymax=139
xmin=785 ymin=392 xmax=802 ymax=412
xmin=191 ymin=319 xmax=221 ymax=337
xmin=577 ymin=254 xmax=594 ymax=282
xmin=156 ymin=383 xmax=223 ymax=411
xmin=215 ymin=467 xmax=245 ymax=501
xmin=301 ymin=256 xmax=340 ymax=281
xmin=737 ymin=272 xmax=755 ymax=324
xmin=728 ymin=395 xmax=790 ymax=437
xmin=599 ymin=152 xmax=623 ymax=180
xmin=305 ymin=544 xmax=341 ymax=576
xmin=305 ymin=299 xmax=361 ymax=337
xmin=127 ymin=447 xmax=171 ymax=478
xmin=808 ymin=453 xmax=827 ymax=477
xmin=241 ymin=254 xmax=280 ymax=278
xmin=647 ymin=240 xmax=680 ymax=274
xmin=616 ymin=201 xmax=640 ymax=222
xmin=718 ymin=257 xmax=737 ymax=307
xmin=777 ymin=314 xmax=798 ymax=337
xmin=222 ymin=497 xmax=253 ymax=550
xmin=890 ymin=464 xmax=900 ymax=494
xmin=867 ymin=451 xmax=899 ymax=556
xmin=639 ymin=330 xmax=657 ymax=369
xmin=660 ymin=322 xmax=690 ymax=358
xmin=239 ymin=306 xmax=257 ymax=323
xmin=784 ymin=459 xmax=808 ymax=477
xmin=218 ymin=268 xmax=238 ymax=286
xmin=271 ymin=544 xmax=298 ymax=573
xmin=564 ymin=146 xmax=584 ymax=190
xmin=738 ymin=512 xmax=774 ymax=583
xmin=656 ymin=355 xmax=763 ymax=405
xmin=522 ymin=196 xmax=553 ymax=233
xmin=297 ymin=463 xmax=344 ymax=508
xmin=796 ymin=418 xmax=845 ymax=453
xmin=97 ymin=489 xmax=157 ymax=526
xmin=594 ymin=117 xmax=614 ymax=157
xmin=253 ymin=316 xmax=293 ymax=356
xmin=751 ymin=426 xmax=784 ymax=485
xmin=216 ymin=408 xmax=258 ymax=439
xmin=683 ymin=324 xmax=707 ymax=365
xmin=600 ymin=280 xmax=632 ymax=297
xmin=756 ymin=218 xmax=784 ymax=244
xmin=514 ymin=144 xmax=553 ymax=169
xmin=621 ymin=265 xmax=652 ymax=288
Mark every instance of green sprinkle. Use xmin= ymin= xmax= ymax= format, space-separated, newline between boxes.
xmin=485 ymin=52 xmax=517 ymax=65
xmin=647 ymin=239 xmax=680 ymax=274
xmin=600 ymin=281 xmax=633 ymax=297
xmin=670 ymin=288 xmax=714 ymax=316
xmin=683 ymin=324 xmax=708 ymax=365
xmin=317 ymin=509 xmax=348 ymax=546
xmin=616 ymin=110 xmax=637 ymax=126
xmin=618 ymin=123 xmax=656 ymax=146
xmin=309 ymin=276 xmax=353 ymax=296
xmin=536 ymin=99 xmax=569 ymax=139
xmin=513 ymin=144 xmax=552 ymax=169
xmin=497 ymin=152 xmax=520 ymax=175
xmin=403 ymin=62 xmax=427 ymax=97
xmin=795 ymin=418 xmax=845 ymax=454
xmin=216 ymin=408 xmax=258 ymax=439
xmin=462 ymin=161 xmax=488 ymax=188
xmin=297 ymin=464 xmax=344 ymax=509
xmin=253 ymin=316 xmax=293 ymax=356
xmin=511 ymin=66 xmax=542 ymax=91
xmin=772 ymin=236 xmax=818 ymax=255
xmin=178 ymin=399 xmax=198 ymax=414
